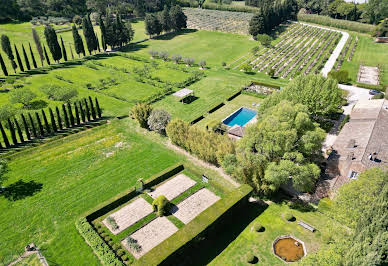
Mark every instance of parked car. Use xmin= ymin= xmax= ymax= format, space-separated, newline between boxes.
xmin=369 ymin=89 xmax=382 ymax=95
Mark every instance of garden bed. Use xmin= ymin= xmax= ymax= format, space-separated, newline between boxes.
xmin=148 ymin=174 xmax=196 ymax=200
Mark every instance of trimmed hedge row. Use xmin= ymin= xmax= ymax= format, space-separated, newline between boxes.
xmin=75 ymin=218 xmax=123 ymax=266
xmin=136 ymin=184 xmax=253 ymax=265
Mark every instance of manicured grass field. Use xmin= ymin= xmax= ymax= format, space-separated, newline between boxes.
xmin=209 ymin=202 xmax=330 ymax=265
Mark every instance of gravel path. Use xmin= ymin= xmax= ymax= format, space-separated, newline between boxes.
xmin=103 ymin=198 xmax=153 ymax=235
xmin=172 ymin=188 xmax=220 ymax=224
xmin=148 ymin=174 xmax=196 ymax=200
xmin=123 ymin=217 xmax=178 ymax=259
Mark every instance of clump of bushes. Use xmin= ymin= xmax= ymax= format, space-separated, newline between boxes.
xmin=152 ymin=195 xmax=170 ymax=216
xmin=328 ymin=70 xmax=350 ymax=84
xmin=147 ymin=109 xmax=171 ymax=134
xmin=126 ymin=237 xmax=142 ymax=253
xmin=131 ymin=103 xmax=153 ymax=129
xmin=40 ymin=84 xmax=78 ymax=103
xmin=284 ymin=213 xmax=295 ymax=221
xmin=106 ymin=216 xmax=119 ymax=230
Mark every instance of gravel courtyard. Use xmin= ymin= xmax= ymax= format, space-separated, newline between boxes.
xmin=123 ymin=217 xmax=178 ymax=259
xmin=172 ymin=188 xmax=220 ymax=224
xmin=148 ymin=174 xmax=197 ymax=200
xmin=103 ymin=198 xmax=153 ymax=235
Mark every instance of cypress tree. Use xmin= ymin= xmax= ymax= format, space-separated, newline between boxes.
xmin=89 ymin=96 xmax=96 ymax=120
xmin=14 ymin=118 xmax=24 ymax=143
xmin=89 ymin=15 xmax=98 ymax=52
xmin=82 ymin=15 xmax=96 ymax=55
xmin=14 ymin=45 xmax=24 ymax=72
xmin=35 ymin=112 xmax=44 ymax=137
xmin=69 ymin=44 xmax=74 ymax=60
xmin=7 ymin=118 xmax=17 ymax=145
xmin=28 ymin=43 xmax=37 ymax=68
xmin=84 ymin=98 xmax=91 ymax=121
xmin=32 ymin=28 xmax=45 ymax=66
xmin=74 ymin=103 xmax=80 ymax=125
xmin=55 ymin=106 xmax=63 ymax=130
xmin=79 ymin=101 xmax=85 ymax=123
xmin=49 ymin=108 xmax=57 ymax=132
xmin=43 ymin=45 xmax=51 ymax=65
xmin=41 ymin=110 xmax=50 ymax=134
xmin=28 ymin=113 xmax=37 ymax=138
xmin=95 ymin=97 xmax=102 ymax=118
xmin=22 ymin=44 xmax=31 ymax=70
xmin=0 ymin=52 xmax=8 ymax=76
xmin=60 ymin=36 xmax=67 ymax=61
xmin=99 ymin=15 xmax=107 ymax=51
xmin=21 ymin=114 xmax=31 ymax=140
xmin=72 ymin=25 xmax=85 ymax=57
xmin=62 ymin=104 xmax=70 ymax=128
xmin=96 ymin=35 xmax=101 ymax=52
xmin=44 ymin=26 xmax=62 ymax=63
xmin=67 ymin=103 xmax=74 ymax=127
xmin=0 ymin=141 xmax=2 ymax=149
xmin=0 ymin=121 xmax=10 ymax=148
xmin=105 ymin=11 xmax=115 ymax=49
xmin=1 ymin=34 xmax=17 ymax=73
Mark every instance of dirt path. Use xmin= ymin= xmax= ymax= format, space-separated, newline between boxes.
xmin=166 ymin=141 xmax=240 ymax=188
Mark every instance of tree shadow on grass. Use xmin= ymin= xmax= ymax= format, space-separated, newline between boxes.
xmin=182 ymin=95 xmax=199 ymax=104
xmin=1 ymin=180 xmax=42 ymax=201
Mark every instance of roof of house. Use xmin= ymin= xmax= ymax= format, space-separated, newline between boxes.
xmin=228 ymin=125 xmax=245 ymax=138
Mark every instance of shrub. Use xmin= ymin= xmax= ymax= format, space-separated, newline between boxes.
xmin=131 ymin=103 xmax=153 ymax=129
xmin=147 ymin=109 xmax=171 ymax=134
xmin=171 ymin=54 xmax=182 ymax=64
xmin=284 ymin=213 xmax=295 ymax=221
xmin=199 ymin=60 xmax=207 ymax=69
xmin=242 ymin=63 xmax=252 ymax=73
xmin=222 ymin=61 xmax=227 ymax=67
xmin=268 ymin=68 xmax=275 ymax=78
xmin=106 ymin=216 xmax=119 ymax=230
xmin=104 ymin=235 xmax=112 ymax=242
xmin=112 ymin=243 xmax=120 ymax=250
xmin=148 ymin=49 xmax=159 ymax=58
xmin=372 ymin=93 xmax=384 ymax=99
xmin=246 ymin=253 xmax=256 ymax=263
xmin=75 ymin=218 xmax=122 ymax=266
xmin=116 ymin=248 xmax=125 ymax=256
xmin=40 ymin=84 xmax=78 ymax=103
xmin=254 ymin=223 xmax=264 ymax=232
xmin=152 ymin=195 xmax=170 ymax=216
xmin=100 ymin=232 xmax=108 ymax=238
xmin=183 ymin=57 xmax=194 ymax=66
xmin=9 ymin=88 xmax=36 ymax=108
xmin=126 ymin=236 xmax=142 ymax=253
xmin=121 ymin=255 xmax=128 ymax=261
xmin=328 ymin=70 xmax=350 ymax=84
xmin=159 ymin=51 xmax=169 ymax=61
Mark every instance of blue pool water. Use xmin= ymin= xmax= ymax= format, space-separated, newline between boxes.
xmin=223 ymin=107 xmax=257 ymax=127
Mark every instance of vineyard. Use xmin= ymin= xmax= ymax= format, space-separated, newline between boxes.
xmin=183 ymin=8 xmax=253 ymax=34
xmin=230 ymin=23 xmax=343 ymax=80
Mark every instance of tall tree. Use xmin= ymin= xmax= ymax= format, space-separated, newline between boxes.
xmin=0 ymin=121 xmax=10 ymax=148
xmin=104 ymin=10 xmax=116 ymax=49
xmin=69 ymin=44 xmax=74 ymax=60
xmin=84 ymin=98 xmax=91 ymax=121
xmin=1 ymin=34 xmax=17 ymax=73
xmin=99 ymin=15 xmax=107 ymax=51
xmin=7 ymin=118 xmax=17 ymax=145
xmin=21 ymin=44 xmax=31 ymax=70
xmin=41 ymin=110 xmax=50 ymax=134
xmin=95 ymin=97 xmax=102 ymax=118
xmin=28 ymin=113 xmax=37 ymax=138
xmin=145 ymin=13 xmax=162 ymax=38
xmin=32 ymin=28 xmax=44 ymax=66
xmin=170 ymin=5 xmax=187 ymax=32
xmin=160 ymin=5 xmax=172 ymax=33
xmin=67 ymin=103 xmax=74 ymax=127
xmin=14 ymin=45 xmax=24 ymax=72
xmin=14 ymin=118 xmax=24 ymax=143
xmin=49 ymin=108 xmax=57 ymax=132
xmin=249 ymin=11 xmax=265 ymax=38
xmin=60 ymin=36 xmax=67 ymax=61
xmin=89 ymin=96 xmax=96 ymax=120
xmin=35 ymin=112 xmax=44 ymax=136
xmin=79 ymin=101 xmax=85 ymax=123
xmin=74 ymin=103 xmax=80 ymax=125
xmin=82 ymin=15 xmax=96 ymax=54
xmin=62 ymin=104 xmax=70 ymax=128
xmin=0 ymin=53 xmax=8 ymax=76
xmin=55 ymin=106 xmax=63 ymax=130
xmin=72 ymin=25 xmax=85 ymax=57
xmin=44 ymin=26 xmax=62 ymax=63
xmin=21 ymin=114 xmax=31 ymax=140
xmin=28 ymin=43 xmax=37 ymax=68
xmin=43 ymin=45 xmax=51 ymax=65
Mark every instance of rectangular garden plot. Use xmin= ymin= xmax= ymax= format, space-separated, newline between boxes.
xmin=103 ymin=198 xmax=153 ymax=235
xmin=148 ymin=174 xmax=196 ymax=200
xmin=172 ymin=188 xmax=220 ymax=224
xmin=122 ymin=217 xmax=178 ymax=259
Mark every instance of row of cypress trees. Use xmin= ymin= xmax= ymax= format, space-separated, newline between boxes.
xmin=0 ymin=97 xmax=102 ymax=149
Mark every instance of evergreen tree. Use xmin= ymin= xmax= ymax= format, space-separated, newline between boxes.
xmin=95 ymin=97 xmax=102 ymax=118
xmin=145 ymin=13 xmax=162 ymax=38
xmin=160 ymin=5 xmax=172 ymax=33
xmin=84 ymin=98 xmax=91 ymax=121
xmin=89 ymin=96 xmax=96 ymax=120
xmin=105 ymin=10 xmax=116 ymax=49
xmin=21 ymin=114 xmax=31 ymax=140
xmin=43 ymin=45 xmax=51 ymax=65
xmin=55 ymin=106 xmax=63 ymax=130
xmin=28 ymin=113 xmax=37 ymax=138
xmin=44 ymin=26 xmax=62 ymax=63
xmin=72 ymin=25 xmax=85 ymax=57
xmin=49 ymin=108 xmax=57 ymax=132
xmin=35 ymin=112 xmax=44 ymax=136
xmin=32 ymin=28 xmax=44 ymax=66
xmin=74 ymin=102 xmax=80 ymax=125
xmin=7 ymin=118 xmax=17 ymax=145
xmin=79 ymin=101 xmax=85 ymax=123
xmin=82 ymin=15 xmax=96 ymax=54
xmin=67 ymin=103 xmax=75 ymax=126
xmin=96 ymin=35 xmax=101 ymax=52
xmin=21 ymin=44 xmax=30 ymax=70
xmin=69 ymin=44 xmax=74 ymax=60
xmin=249 ymin=11 xmax=265 ymax=38
xmin=99 ymin=15 xmax=107 ymax=51
xmin=88 ymin=15 xmax=98 ymax=52
xmin=29 ymin=43 xmax=37 ymax=68
xmin=170 ymin=5 xmax=187 ymax=32
xmin=0 ymin=53 xmax=8 ymax=76
xmin=0 ymin=121 xmax=10 ymax=148
xmin=41 ymin=110 xmax=50 ymax=134
xmin=1 ymin=34 xmax=17 ymax=73
xmin=62 ymin=104 xmax=70 ymax=128
xmin=14 ymin=45 xmax=24 ymax=72
xmin=60 ymin=37 xmax=67 ymax=61
xmin=14 ymin=119 xmax=24 ymax=143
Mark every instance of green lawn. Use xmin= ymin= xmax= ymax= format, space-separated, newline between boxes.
xmin=196 ymin=94 xmax=262 ymax=128
xmin=209 ymin=202 xmax=330 ymax=265
xmin=14 ymin=253 xmax=41 ymax=266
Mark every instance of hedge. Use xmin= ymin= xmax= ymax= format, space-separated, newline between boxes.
xmin=136 ymin=184 xmax=253 ymax=265
xmin=75 ymin=218 xmax=123 ymax=266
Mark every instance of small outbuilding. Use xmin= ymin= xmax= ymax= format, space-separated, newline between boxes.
xmin=172 ymin=88 xmax=194 ymax=104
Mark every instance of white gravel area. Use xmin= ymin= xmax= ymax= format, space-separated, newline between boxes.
xmin=172 ymin=188 xmax=220 ymax=224
xmin=122 ymin=217 xmax=178 ymax=259
xmin=103 ymin=198 xmax=153 ymax=235
xmin=148 ymin=174 xmax=196 ymax=200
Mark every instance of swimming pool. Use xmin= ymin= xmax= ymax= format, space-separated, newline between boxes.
xmin=223 ymin=107 xmax=257 ymax=127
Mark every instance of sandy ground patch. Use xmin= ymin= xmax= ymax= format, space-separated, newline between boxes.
xmin=172 ymin=188 xmax=220 ymax=224
xmin=122 ymin=217 xmax=178 ymax=259
xmin=148 ymin=174 xmax=196 ymax=200
xmin=103 ymin=198 xmax=153 ymax=235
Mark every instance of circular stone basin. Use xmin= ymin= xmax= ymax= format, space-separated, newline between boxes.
xmin=273 ymin=235 xmax=305 ymax=263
